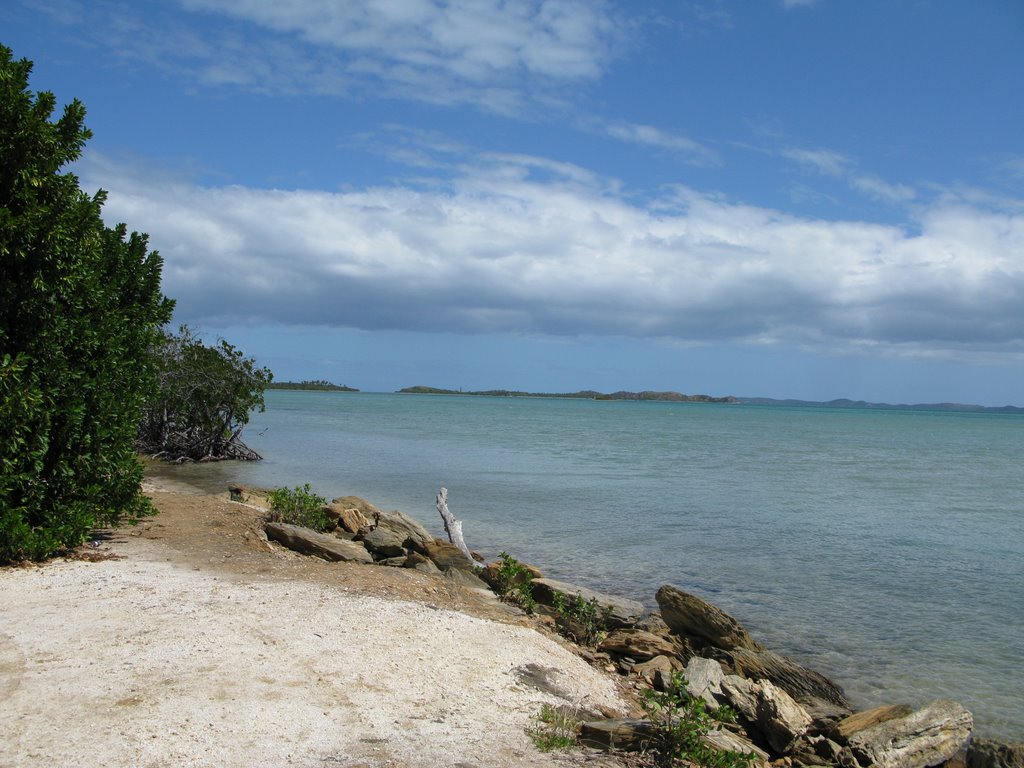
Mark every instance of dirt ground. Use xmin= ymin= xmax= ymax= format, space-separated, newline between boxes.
xmin=0 ymin=481 xmax=634 ymax=768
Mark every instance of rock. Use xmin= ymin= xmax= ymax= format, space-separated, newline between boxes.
xmin=752 ymin=680 xmax=813 ymax=755
xmin=326 ymin=504 xmax=369 ymax=535
xmin=368 ymin=508 xmax=434 ymax=551
xmin=442 ymin=567 xmax=490 ymax=591
xmin=360 ymin=526 xmax=408 ymax=558
xmin=402 ymin=551 xmax=441 ymax=574
xmin=330 ymin=495 xmax=382 ymax=520
xmin=579 ymin=719 xmax=769 ymax=765
xmin=599 ymin=629 xmax=678 ymax=660
xmin=264 ymin=522 xmax=374 ymax=564
xmin=684 ymin=656 xmax=726 ymax=708
xmin=376 ymin=556 xmax=408 ymax=567
xmin=703 ymin=728 xmax=771 ymax=766
xmin=228 ymin=485 xmax=272 ymax=508
xmin=720 ymin=674 xmax=759 ymax=722
xmin=833 ymin=705 xmax=914 ymax=742
xmin=579 ymin=719 xmax=654 ymax=751
xmin=530 ymin=578 xmax=645 ymax=628
xmin=421 ymin=539 xmax=477 ymax=571
xmin=967 ymin=738 xmax=1024 ymax=768
xmin=841 ymin=699 xmax=973 ymax=768
xmin=655 ymin=584 xmax=762 ymax=651
xmin=633 ymin=655 xmax=683 ymax=688
xmin=729 ymin=648 xmax=850 ymax=711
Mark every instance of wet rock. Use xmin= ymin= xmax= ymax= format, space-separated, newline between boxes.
xmin=840 ymin=699 xmax=973 ymax=768
xmin=264 ymin=522 xmax=374 ymax=564
xmin=599 ymin=629 xmax=678 ymax=660
xmin=655 ymin=584 xmax=762 ymax=651
xmin=530 ymin=578 xmax=645 ymax=628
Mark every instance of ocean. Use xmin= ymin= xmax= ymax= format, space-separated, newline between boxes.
xmin=152 ymin=390 xmax=1024 ymax=740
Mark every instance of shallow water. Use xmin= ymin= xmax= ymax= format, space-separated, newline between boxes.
xmin=151 ymin=391 xmax=1024 ymax=739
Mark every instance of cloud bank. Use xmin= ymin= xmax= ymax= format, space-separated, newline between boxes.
xmin=85 ymin=152 xmax=1024 ymax=357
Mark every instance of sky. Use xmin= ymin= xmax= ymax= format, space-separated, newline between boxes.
xmin=6 ymin=0 xmax=1024 ymax=404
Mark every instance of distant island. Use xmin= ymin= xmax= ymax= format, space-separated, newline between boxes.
xmin=266 ymin=380 xmax=359 ymax=392
xmin=396 ymin=386 xmax=737 ymax=403
xmin=736 ymin=397 xmax=1024 ymax=415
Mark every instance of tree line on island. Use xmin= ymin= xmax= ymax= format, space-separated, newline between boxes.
xmin=396 ymin=386 xmax=737 ymax=402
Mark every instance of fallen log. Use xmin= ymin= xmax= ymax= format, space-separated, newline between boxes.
xmin=436 ymin=488 xmax=475 ymax=565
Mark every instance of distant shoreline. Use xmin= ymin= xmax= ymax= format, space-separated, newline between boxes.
xmin=265 ymin=384 xmax=1024 ymax=414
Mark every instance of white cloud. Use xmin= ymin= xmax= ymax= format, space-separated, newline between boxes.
xmin=83 ymin=152 xmax=1024 ymax=355
xmin=594 ymin=119 xmax=719 ymax=166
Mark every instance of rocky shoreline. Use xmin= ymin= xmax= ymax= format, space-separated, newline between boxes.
xmin=235 ymin=484 xmax=1022 ymax=768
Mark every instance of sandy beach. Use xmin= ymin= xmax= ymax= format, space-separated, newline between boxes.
xmin=0 ymin=483 xmax=630 ymax=768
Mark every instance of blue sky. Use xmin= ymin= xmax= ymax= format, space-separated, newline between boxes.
xmin=7 ymin=0 xmax=1024 ymax=403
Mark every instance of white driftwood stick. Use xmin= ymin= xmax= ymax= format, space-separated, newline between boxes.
xmin=436 ymin=487 xmax=475 ymax=565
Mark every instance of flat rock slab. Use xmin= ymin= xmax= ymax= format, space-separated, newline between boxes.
xmin=530 ymin=578 xmax=645 ymax=628
xmin=598 ymin=629 xmax=678 ymax=660
xmin=265 ymin=522 xmax=374 ymax=563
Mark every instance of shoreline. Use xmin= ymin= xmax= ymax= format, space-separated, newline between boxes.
xmin=0 ymin=485 xmax=630 ymax=768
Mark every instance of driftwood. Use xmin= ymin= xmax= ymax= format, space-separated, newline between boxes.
xmin=435 ymin=487 xmax=475 ymax=565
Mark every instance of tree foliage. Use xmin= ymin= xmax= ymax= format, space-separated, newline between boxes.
xmin=137 ymin=326 xmax=272 ymax=462
xmin=0 ymin=46 xmax=174 ymax=562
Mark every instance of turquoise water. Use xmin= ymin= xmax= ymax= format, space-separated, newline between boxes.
xmin=158 ymin=391 xmax=1024 ymax=740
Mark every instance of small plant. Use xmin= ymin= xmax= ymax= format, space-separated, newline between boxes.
xmin=528 ymin=703 xmax=580 ymax=752
xmin=640 ymin=671 xmax=755 ymax=768
xmin=552 ymin=591 xmax=613 ymax=646
xmin=266 ymin=484 xmax=331 ymax=531
xmin=493 ymin=551 xmax=538 ymax=614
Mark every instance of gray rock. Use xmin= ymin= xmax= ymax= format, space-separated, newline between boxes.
xmin=360 ymin=526 xmax=408 ymax=558
xmin=633 ymin=655 xmax=683 ymax=688
xmin=530 ymin=578 xmax=645 ymax=628
xmin=720 ymin=674 xmax=759 ymax=722
xmin=702 ymin=728 xmax=771 ymax=766
xmin=967 ymin=738 xmax=1024 ymax=768
xmin=684 ymin=656 xmax=726 ymax=708
xmin=842 ymin=699 xmax=973 ymax=768
xmin=264 ymin=522 xmax=374 ymax=564
xmin=403 ymin=551 xmax=441 ymax=574
xmin=655 ymin=584 xmax=762 ymax=651
xmin=370 ymin=508 xmax=434 ymax=551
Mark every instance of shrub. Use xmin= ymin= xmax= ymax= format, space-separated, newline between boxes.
xmin=266 ymin=484 xmax=331 ymax=531
xmin=492 ymin=551 xmax=538 ymax=614
xmin=641 ymin=671 xmax=755 ymax=768
xmin=552 ymin=591 xmax=613 ymax=646
xmin=528 ymin=703 xmax=580 ymax=752
xmin=0 ymin=46 xmax=173 ymax=562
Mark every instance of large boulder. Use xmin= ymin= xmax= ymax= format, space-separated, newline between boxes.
xmin=420 ymin=539 xmax=476 ymax=571
xmin=728 ymin=647 xmax=850 ymax=712
xmin=530 ymin=578 xmax=645 ymax=628
xmin=326 ymin=503 xmax=370 ymax=535
xmin=360 ymin=526 xmax=408 ymax=558
xmin=330 ymin=495 xmax=382 ymax=521
xmin=751 ymin=680 xmax=813 ymax=755
xmin=838 ymin=699 xmax=973 ymax=768
xmin=367 ymin=508 xmax=434 ymax=551
xmin=264 ymin=522 xmax=374 ymax=564
xmin=655 ymin=585 xmax=762 ymax=651
xmin=967 ymin=738 xmax=1024 ymax=768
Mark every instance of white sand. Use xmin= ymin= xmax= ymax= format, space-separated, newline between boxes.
xmin=0 ymin=537 xmax=626 ymax=767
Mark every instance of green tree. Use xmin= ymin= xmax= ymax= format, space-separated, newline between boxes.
xmin=137 ymin=326 xmax=271 ymax=462
xmin=0 ymin=46 xmax=174 ymax=562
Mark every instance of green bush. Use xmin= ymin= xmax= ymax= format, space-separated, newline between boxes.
xmin=266 ymin=484 xmax=330 ymax=531
xmin=492 ymin=551 xmax=538 ymax=614
xmin=552 ymin=591 xmax=613 ymax=646
xmin=0 ymin=46 xmax=173 ymax=562
xmin=641 ymin=671 xmax=755 ymax=768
